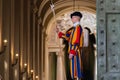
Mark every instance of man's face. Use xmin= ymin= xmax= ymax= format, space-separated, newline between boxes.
xmin=71 ymin=16 xmax=80 ymax=23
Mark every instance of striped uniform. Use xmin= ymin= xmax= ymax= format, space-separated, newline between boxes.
xmin=62 ymin=25 xmax=84 ymax=79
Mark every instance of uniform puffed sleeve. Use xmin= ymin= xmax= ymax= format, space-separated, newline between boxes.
xmin=62 ymin=27 xmax=74 ymax=41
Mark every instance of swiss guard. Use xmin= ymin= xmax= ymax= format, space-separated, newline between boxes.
xmin=58 ymin=11 xmax=84 ymax=80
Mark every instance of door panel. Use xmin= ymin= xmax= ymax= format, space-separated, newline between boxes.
xmin=107 ymin=13 xmax=120 ymax=73
xmin=97 ymin=0 xmax=120 ymax=80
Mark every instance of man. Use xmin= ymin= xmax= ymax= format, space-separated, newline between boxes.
xmin=58 ymin=11 xmax=84 ymax=80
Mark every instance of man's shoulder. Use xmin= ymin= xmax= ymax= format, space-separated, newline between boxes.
xmin=76 ymin=25 xmax=83 ymax=29
xmin=66 ymin=27 xmax=74 ymax=32
xmin=77 ymin=24 xmax=82 ymax=27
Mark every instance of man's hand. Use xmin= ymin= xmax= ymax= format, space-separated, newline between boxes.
xmin=58 ymin=32 xmax=64 ymax=38
xmin=56 ymin=26 xmax=64 ymax=38
xmin=70 ymin=50 xmax=76 ymax=55
xmin=69 ymin=50 xmax=76 ymax=59
xmin=69 ymin=54 xmax=74 ymax=59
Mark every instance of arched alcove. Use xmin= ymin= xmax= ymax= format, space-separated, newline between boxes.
xmin=46 ymin=10 xmax=96 ymax=80
xmin=38 ymin=0 xmax=96 ymax=80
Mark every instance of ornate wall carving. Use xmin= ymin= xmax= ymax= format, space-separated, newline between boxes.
xmin=48 ymin=11 xmax=96 ymax=46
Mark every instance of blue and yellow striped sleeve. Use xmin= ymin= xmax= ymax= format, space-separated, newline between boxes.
xmin=62 ymin=28 xmax=73 ymax=41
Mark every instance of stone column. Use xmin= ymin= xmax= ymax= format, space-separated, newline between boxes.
xmin=38 ymin=17 xmax=42 ymax=80
xmin=32 ymin=4 xmax=38 ymax=80
xmin=0 ymin=0 xmax=4 ymax=79
xmin=2 ymin=0 xmax=12 ymax=79
xmin=56 ymin=51 xmax=66 ymax=80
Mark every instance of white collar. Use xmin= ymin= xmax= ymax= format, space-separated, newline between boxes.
xmin=73 ymin=22 xmax=80 ymax=27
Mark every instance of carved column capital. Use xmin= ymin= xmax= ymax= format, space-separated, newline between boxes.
xmin=38 ymin=17 xmax=42 ymax=25
xmin=56 ymin=51 xmax=63 ymax=57
xmin=33 ymin=5 xmax=38 ymax=14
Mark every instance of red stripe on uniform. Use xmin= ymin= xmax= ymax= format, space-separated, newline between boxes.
xmin=74 ymin=26 xmax=80 ymax=44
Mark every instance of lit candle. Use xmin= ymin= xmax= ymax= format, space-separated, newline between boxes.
xmin=3 ymin=39 xmax=8 ymax=46
xmin=24 ymin=63 xmax=27 ymax=68
xmin=15 ymin=53 xmax=19 ymax=59
xmin=15 ymin=53 xmax=19 ymax=57
xmin=35 ymin=76 xmax=38 ymax=79
xmin=30 ymin=70 xmax=34 ymax=73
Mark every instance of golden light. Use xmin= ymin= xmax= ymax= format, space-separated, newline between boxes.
xmin=3 ymin=39 xmax=8 ymax=43
xmin=30 ymin=70 xmax=34 ymax=73
xmin=3 ymin=39 xmax=8 ymax=46
xmin=15 ymin=53 xmax=19 ymax=57
xmin=24 ymin=63 xmax=27 ymax=67
xmin=35 ymin=76 xmax=38 ymax=79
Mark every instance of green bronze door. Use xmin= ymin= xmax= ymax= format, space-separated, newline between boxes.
xmin=97 ymin=0 xmax=120 ymax=80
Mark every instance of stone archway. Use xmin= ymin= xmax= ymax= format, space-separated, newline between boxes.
xmin=45 ymin=11 xmax=96 ymax=80
xmin=38 ymin=1 xmax=96 ymax=80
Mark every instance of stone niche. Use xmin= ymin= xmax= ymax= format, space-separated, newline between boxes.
xmin=48 ymin=11 xmax=96 ymax=46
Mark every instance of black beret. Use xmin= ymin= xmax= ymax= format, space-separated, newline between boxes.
xmin=70 ymin=11 xmax=82 ymax=18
